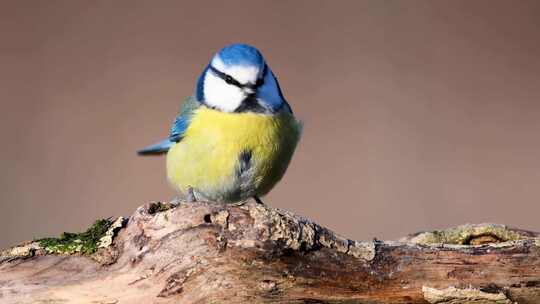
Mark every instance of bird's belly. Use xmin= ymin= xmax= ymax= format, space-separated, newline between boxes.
xmin=166 ymin=107 xmax=300 ymax=202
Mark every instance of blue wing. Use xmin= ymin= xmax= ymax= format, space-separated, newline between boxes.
xmin=137 ymin=96 xmax=200 ymax=156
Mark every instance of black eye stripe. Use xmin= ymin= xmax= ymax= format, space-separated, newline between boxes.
xmin=208 ymin=65 xmax=266 ymax=89
xmin=209 ymin=65 xmax=242 ymax=87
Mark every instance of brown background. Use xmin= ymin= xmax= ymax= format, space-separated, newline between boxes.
xmin=1 ymin=1 xmax=540 ymax=249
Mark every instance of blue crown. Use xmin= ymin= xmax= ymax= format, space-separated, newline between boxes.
xmin=216 ymin=43 xmax=265 ymax=67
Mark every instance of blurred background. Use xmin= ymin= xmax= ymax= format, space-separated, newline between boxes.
xmin=1 ymin=1 xmax=540 ymax=249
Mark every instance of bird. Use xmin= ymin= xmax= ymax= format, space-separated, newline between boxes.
xmin=138 ymin=43 xmax=301 ymax=204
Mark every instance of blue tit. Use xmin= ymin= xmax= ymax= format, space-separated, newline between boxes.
xmin=138 ymin=43 xmax=301 ymax=204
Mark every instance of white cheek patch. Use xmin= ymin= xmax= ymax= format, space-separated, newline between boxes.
xmin=203 ymin=73 xmax=245 ymax=112
xmin=211 ymin=57 xmax=260 ymax=84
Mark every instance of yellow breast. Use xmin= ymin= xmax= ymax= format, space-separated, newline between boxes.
xmin=166 ymin=106 xmax=301 ymax=202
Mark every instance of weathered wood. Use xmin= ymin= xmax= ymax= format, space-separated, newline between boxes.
xmin=1 ymin=201 xmax=539 ymax=303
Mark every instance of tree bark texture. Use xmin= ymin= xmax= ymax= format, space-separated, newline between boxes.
xmin=1 ymin=201 xmax=539 ymax=303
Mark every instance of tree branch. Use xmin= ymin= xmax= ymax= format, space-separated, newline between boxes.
xmin=1 ymin=201 xmax=539 ymax=303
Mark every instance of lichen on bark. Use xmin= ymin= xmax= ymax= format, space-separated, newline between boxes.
xmin=405 ymin=223 xmax=535 ymax=246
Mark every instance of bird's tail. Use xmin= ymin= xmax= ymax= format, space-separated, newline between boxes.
xmin=137 ymin=139 xmax=174 ymax=156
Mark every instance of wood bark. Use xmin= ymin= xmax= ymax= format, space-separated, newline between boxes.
xmin=1 ymin=200 xmax=540 ymax=303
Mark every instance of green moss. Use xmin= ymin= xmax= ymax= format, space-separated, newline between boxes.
xmin=37 ymin=219 xmax=112 ymax=255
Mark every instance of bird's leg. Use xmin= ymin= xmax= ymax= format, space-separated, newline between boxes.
xmin=186 ymin=187 xmax=197 ymax=203
xmin=253 ymin=196 xmax=264 ymax=205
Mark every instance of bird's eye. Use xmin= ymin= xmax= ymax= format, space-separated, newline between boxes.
xmin=256 ymin=78 xmax=264 ymax=87
xmin=225 ymin=75 xmax=234 ymax=84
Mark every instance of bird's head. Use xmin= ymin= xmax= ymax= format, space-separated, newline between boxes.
xmin=196 ymin=43 xmax=287 ymax=114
